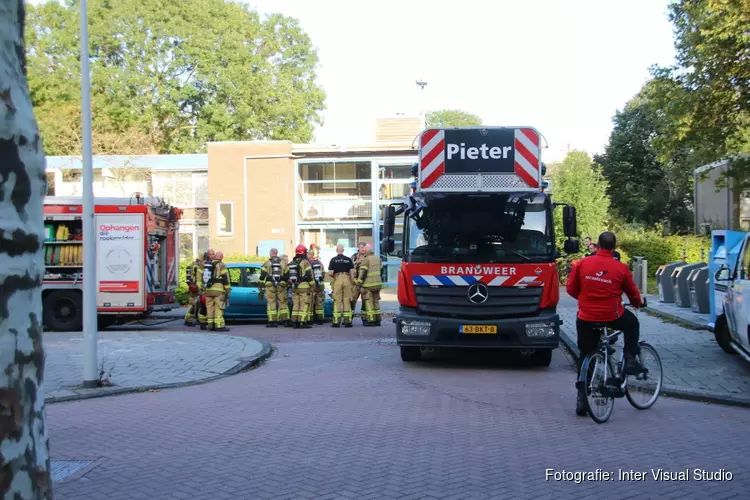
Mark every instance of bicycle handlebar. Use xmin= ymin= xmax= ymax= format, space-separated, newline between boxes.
xmin=625 ymin=297 xmax=647 ymax=309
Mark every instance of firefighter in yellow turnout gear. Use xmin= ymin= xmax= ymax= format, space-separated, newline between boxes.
xmin=355 ymin=244 xmax=383 ymax=327
xmin=288 ymin=244 xmax=314 ymax=329
xmin=328 ymin=245 xmax=354 ymax=327
xmin=308 ymin=250 xmax=326 ymax=324
xmin=184 ymin=256 xmax=203 ymax=326
xmin=259 ymin=248 xmax=288 ymax=328
xmin=197 ymin=250 xmax=214 ymax=329
xmin=203 ymin=250 xmax=231 ymax=331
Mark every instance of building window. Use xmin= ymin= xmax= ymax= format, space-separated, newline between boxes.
xmin=217 ymin=202 xmax=233 ymax=235
xmin=298 ymin=161 xmax=371 ymax=182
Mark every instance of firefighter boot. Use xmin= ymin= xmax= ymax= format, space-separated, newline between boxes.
xmin=266 ymin=321 xmax=278 ymax=328
xmin=200 ymin=324 xmax=207 ymax=330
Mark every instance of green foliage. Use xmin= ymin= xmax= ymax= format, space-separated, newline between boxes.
xmin=618 ymin=228 xmax=711 ymax=271
xmin=175 ymin=255 xmax=267 ymax=305
xmin=597 ymin=0 xmax=749 ymax=230
xmin=551 ymin=151 xmax=611 ymax=246
xmin=426 ymin=109 xmax=483 ymax=128
xmin=27 ymin=0 xmax=326 ymax=155
xmin=595 ymin=87 xmax=692 ymax=232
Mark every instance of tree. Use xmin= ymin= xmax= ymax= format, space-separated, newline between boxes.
xmin=552 ymin=151 xmax=611 ymax=244
xmin=26 ymin=0 xmax=326 ymax=155
xmin=595 ymin=83 xmax=693 ymax=232
xmin=0 ymin=1 xmax=53 ymax=498
xmin=426 ymin=109 xmax=482 ymax=128
xmin=649 ymin=0 xmax=750 ymax=188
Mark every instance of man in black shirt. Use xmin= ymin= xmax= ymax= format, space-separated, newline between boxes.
xmin=328 ymin=245 xmax=355 ymax=327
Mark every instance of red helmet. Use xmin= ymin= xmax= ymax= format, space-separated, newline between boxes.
xmin=295 ymin=244 xmax=307 ymax=255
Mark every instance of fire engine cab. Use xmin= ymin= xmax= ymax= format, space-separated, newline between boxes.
xmin=381 ymin=126 xmax=579 ymax=365
xmin=42 ymin=195 xmax=183 ymax=331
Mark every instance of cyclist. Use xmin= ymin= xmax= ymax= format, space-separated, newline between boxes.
xmin=566 ymin=231 xmax=645 ymax=416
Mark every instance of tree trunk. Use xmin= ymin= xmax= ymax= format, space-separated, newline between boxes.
xmin=0 ymin=1 xmax=53 ymax=499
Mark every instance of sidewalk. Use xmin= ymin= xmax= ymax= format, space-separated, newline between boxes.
xmin=43 ymin=331 xmax=271 ymax=403
xmin=644 ymin=294 xmax=712 ymax=330
xmin=558 ymin=297 xmax=750 ymax=407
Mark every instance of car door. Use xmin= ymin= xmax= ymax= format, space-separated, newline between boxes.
xmin=726 ymin=236 xmax=750 ymax=352
xmin=224 ymin=266 xmax=247 ymax=317
xmin=242 ymin=266 xmax=266 ymax=316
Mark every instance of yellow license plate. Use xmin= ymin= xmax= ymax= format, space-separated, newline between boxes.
xmin=460 ymin=325 xmax=497 ymax=334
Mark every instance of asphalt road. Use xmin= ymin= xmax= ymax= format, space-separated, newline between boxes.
xmin=49 ymin=326 xmax=749 ymax=500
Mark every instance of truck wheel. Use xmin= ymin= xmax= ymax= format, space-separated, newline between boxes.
xmin=97 ymin=316 xmax=116 ymax=330
xmin=532 ymin=348 xmax=553 ymax=367
xmin=400 ymin=346 xmax=421 ymax=362
xmin=43 ymin=290 xmax=83 ymax=332
xmin=713 ymin=316 xmax=736 ymax=355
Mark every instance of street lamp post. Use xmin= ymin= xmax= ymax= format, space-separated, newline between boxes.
xmin=79 ymin=0 xmax=98 ymax=388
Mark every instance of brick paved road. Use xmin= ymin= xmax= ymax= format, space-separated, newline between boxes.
xmin=49 ymin=338 xmax=749 ymax=499
xmin=44 ymin=331 xmax=262 ymax=400
xmin=558 ymin=294 xmax=750 ymax=404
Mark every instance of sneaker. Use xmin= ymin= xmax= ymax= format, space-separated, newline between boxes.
xmin=624 ymin=354 xmax=645 ymax=375
xmin=576 ymin=392 xmax=588 ymax=417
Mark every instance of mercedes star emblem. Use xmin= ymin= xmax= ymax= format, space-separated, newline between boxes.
xmin=468 ymin=283 xmax=489 ymax=304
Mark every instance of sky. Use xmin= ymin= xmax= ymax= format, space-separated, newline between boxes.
xmin=245 ymin=0 xmax=678 ymax=162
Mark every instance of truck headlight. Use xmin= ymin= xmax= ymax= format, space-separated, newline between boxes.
xmin=400 ymin=320 xmax=431 ymax=336
xmin=526 ymin=322 xmax=556 ymax=337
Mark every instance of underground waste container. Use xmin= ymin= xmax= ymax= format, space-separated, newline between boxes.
xmin=658 ymin=262 xmax=687 ymax=303
xmin=673 ymin=263 xmax=707 ymax=308
xmin=689 ymin=266 xmax=711 ymax=314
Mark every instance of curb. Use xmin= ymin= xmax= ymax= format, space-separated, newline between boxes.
xmin=643 ymin=306 xmax=710 ymax=331
xmin=45 ymin=340 xmax=274 ymax=405
xmin=558 ymin=328 xmax=750 ymax=409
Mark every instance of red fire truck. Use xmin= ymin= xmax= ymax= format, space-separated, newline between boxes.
xmin=42 ymin=195 xmax=183 ymax=331
xmin=381 ymin=126 xmax=579 ymax=366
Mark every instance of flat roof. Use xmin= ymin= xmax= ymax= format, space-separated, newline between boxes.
xmin=46 ymin=154 xmax=209 ymax=171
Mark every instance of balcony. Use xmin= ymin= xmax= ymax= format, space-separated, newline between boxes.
xmin=299 ymin=200 xmax=373 ymax=221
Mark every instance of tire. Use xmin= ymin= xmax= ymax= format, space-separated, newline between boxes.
xmin=625 ymin=342 xmax=663 ymax=410
xmin=400 ymin=346 xmax=421 ymax=362
xmin=713 ymin=316 xmax=736 ymax=355
xmin=97 ymin=315 xmax=117 ymax=330
xmin=532 ymin=348 xmax=553 ymax=367
xmin=579 ymin=352 xmax=614 ymax=424
xmin=43 ymin=290 xmax=83 ymax=332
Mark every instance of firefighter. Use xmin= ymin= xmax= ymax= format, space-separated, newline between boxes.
xmin=287 ymin=244 xmax=314 ymax=329
xmin=355 ymin=243 xmax=383 ymax=326
xmin=350 ymin=242 xmax=367 ymax=314
xmin=259 ymin=247 xmax=288 ymax=328
xmin=308 ymin=250 xmax=326 ymax=324
xmin=328 ymin=245 xmax=354 ymax=327
xmin=198 ymin=250 xmax=214 ymax=330
xmin=184 ymin=256 xmax=203 ymax=326
xmin=204 ymin=249 xmax=230 ymax=331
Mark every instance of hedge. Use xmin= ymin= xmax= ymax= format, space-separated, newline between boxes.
xmin=556 ymin=231 xmax=709 ymax=285
xmin=175 ymin=254 xmax=267 ymax=305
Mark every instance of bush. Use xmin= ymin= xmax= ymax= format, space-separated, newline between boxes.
xmin=618 ymin=228 xmax=710 ymax=272
xmin=175 ymin=254 xmax=267 ymax=305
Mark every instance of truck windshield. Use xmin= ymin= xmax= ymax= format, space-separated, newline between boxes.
xmin=406 ymin=193 xmax=553 ymax=263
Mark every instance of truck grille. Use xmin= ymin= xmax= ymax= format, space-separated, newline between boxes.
xmin=414 ymin=286 xmax=542 ymax=319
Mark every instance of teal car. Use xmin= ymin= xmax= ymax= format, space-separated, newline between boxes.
xmin=224 ymin=262 xmax=334 ymax=320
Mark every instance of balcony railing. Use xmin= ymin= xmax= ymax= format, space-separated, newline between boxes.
xmin=299 ymin=200 xmax=373 ymax=221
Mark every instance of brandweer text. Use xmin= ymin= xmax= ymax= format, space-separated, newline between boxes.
xmin=440 ymin=266 xmax=517 ymax=275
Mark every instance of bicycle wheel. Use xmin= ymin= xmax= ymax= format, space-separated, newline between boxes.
xmin=625 ymin=342 xmax=663 ymax=410
xmin=580 ymin=352 xmax=615 ymax=424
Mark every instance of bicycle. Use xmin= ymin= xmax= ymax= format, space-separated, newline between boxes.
xmin=575 ymin=302 xmax=664 ymax=424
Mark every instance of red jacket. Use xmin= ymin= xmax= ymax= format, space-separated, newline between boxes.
xmin=566 ymin=249 xmax=643 ymax=322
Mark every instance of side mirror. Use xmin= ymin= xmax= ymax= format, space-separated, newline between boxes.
xmin=381 ymin=238 xmax=394 ymax=255
xmin=563 ymin=239 xmax=580 ymax=254
xmin=715 ymin=264 xmax=731 ymax=282
xmin=563 ymin=206 xmax=577 ymax=238
xmin=383 ymin=205 xmax=396 ymax=238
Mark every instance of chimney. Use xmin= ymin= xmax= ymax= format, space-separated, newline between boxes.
xmin=374 ymin=116 xmax=423 ymax=143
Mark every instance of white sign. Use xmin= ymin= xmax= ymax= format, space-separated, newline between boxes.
xmin=96 ymin=213 xmax=145 ymax=308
